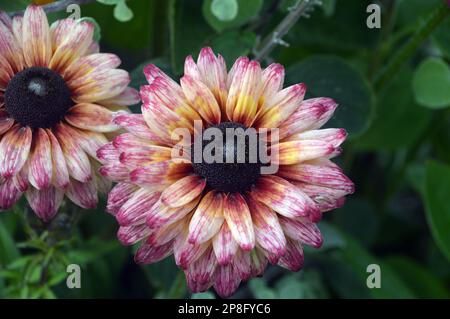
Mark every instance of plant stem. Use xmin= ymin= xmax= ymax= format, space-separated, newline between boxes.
xmin=8 ymin=0 xmax=96 ymax=17
xmin=373 ymin=2 xmax=450 ymax=92
xmin=253 ymin=0 xmax=321 ymax=61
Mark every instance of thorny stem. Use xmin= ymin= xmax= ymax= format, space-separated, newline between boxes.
xmin=253 ymin=0 xmax=322 ymax=61
xmin=373 ymin=2 xmax=450 ymax=91
xmin=8 ymin=0 xmax=96 ymax=17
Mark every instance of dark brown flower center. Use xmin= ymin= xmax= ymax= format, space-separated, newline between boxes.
xmin=4 ymin=66 xmax=74 ymax=128
xmin=192 ymin=122 xmax=264 ymax=193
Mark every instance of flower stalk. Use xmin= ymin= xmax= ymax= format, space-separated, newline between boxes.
xmin=253 ymin=0 xmax=322 ymax=61
xmin=374 ymin=2 xmax=450 ymax=91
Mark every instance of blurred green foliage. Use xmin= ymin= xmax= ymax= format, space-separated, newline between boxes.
xmin=0 ymin=0 xmax=449 ymax=299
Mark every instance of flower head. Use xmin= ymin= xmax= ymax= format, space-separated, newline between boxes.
xmin=99 ymin=47 xmax=354 ymax=297
xmin=0 ymin=5 xmax=139 ymax=220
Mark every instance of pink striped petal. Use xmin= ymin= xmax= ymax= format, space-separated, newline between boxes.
xmin=135 ymin=240 xmax=174 ymax=264
xmin=180 ymin=75 xmax=221 ymax=124
xmin=97 ymin=142 xmax=120 ymax=163
xmin=146 ymin=219 xmax=188 ymax=247
xmin=117 ymin=224 xmax=151 ymax=246
xmin=146 ymin=196 xmax=200 ymax=229
xmin=259 ymin=63 xmax=285 ymax=106
xmin=160 ymin=175 xmax=206 ymax=208
xmin=233 ymin=249 xmax=252 ymax=281
xmin=130 ymin=160 xmax=191 ymax=189
xmin=188 ymin=191 xmax=224 ymax=245
xmin=119 ymin=145 xmax=172 ymax=169
xmin=46 ymin=129 xmax=70 ymax=189
xmin=226 ymin=59 xmax=262 ymax=127
xmin=107 ymin=182 xmax=137 ymax=215
xmin=272 ymin=139 xmax=338 ymax=165
xmin=247 ymin=197 xmax=286 ymax=258
xmin=22 ymin=5 xmax=51 ymax=67
xmin=174 ymin=230 xmax=209 ymax=269
xmin=196 ymin=47 xmax=228 ymax=108
xmin=249 ymin=175 xmax=320 ymax=219
xmin=116 ymin=189 xmax=160 ymax=226
xmin=214 ymin=264 xmax=241 ymax=298
xmin=54 ymin=123 xmax=91 ymax=182
xmin=223 ymin=193 xmax=255 ymax=251
xmin=185 ymin=247 xmax=217 ymax=293
xmin=278 ymin=239 xmax=304 ymax=271
xmin=0 ymin=178 xmax=21 ymax=210
xmin=75 ymin=129 xmax=109 ymax=160
xmin=71 ymin=69 xmax=130 ymax=103
xmin=65 ymin=103 xmax=120 ymax=132
xmin=294 ymin=182 xmax=348 ymax=212
xmin=279 ymin=97 xmax=338 ymax=139
xmin=28 ymin=128 xmax=52 ymax=189
xmin=288 ymin=128 xmax=347 ymax=147
xmin=13 ymin=165 xmax=29 ymax=192
xmin=278 ymin=162 xmax=354 ymax=194
xmin=98 ymin=87 xmax=140 ymax=107
xmin=256 ymin=83 xmax=306 ymax=129
xmin=63 ymin=53 xmax=121 ymax=82
xmin=112 ymin=132 xmax=159 ymax=153
xmin=25 ymin=186 xmax=64 ymax=222
xmin=279 ymin=216 xmax=323 ymax=248
xmin=0 ymin=125 xmax=32 ymax=179
xmin=49 ymin=19 xmax=94 ymax=73
xmin=66 ymin=179 xmax=98 ymax=209
xmin=0 ymin=16 xmax=23 ymax=72
xmin=99 ymin=164 xmax=129 ymax=182
xmin=113 ymin=113 xmax=163 ymax=142
xmin=212 ymin=223 xmax=239 ymax=266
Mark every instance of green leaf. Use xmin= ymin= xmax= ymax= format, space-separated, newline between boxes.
xmin=209 ymin=31 xmax=256 ymax=66
xmin=357 ymin=67 xmax=432 ymax=150
xmin=0 ymin=221 xmax=19 ymax=266
xmin=78 ymin=17 xmax=102 ymax=42
xmin=321 ymin=0 xmax=336 ymax=16
xmin=170 ymin=0 xmax=215 ymax=74
xmin=434 ymin=18 xmax=450 ymax=58
xmin=191 ymin=291 xmax=216 ymax=299
xmin=406 ymin=163 xmax=426 ymax=195
xmin=335 ymin=226 xmax=416 ymax=298
xmin=413 ymin=58 xmax=450 ymax=109
xmin=203 ymin=0 xmax=263 ymax=32
xmin=210 ymin=0 xmax=238 ymax=21
xmin=0 ymin=0 xmax=30 ymax=11
xmin=424 ymin=161 xmax=450 ymax=262
xmin=333 ymin=198 xmax=379 ymax=246
xmin=114 ymin=0 xmax=134 ymax=22
xmin=385 ymin=256 xmax=450 ymax=298
xmin=248 ymin=278 xmax=277 ymax=299
xmin=286 ymin=55 xmax=374 ymax=138
xmin=96 ymin=0 xmax=121 ymax=5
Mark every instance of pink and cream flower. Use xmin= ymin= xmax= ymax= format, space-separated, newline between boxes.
xmin=0 ymin=5 xmax=139 ymax=221
xmin=98 ymin=47 xmax=354 ymax=297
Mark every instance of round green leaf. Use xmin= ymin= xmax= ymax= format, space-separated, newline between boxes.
xmin=413 ymin=57 xmax=450 ymax=109
xmin=286 ymin=56 xmax=374 ymax=138
xmin=209 ymin=31 xmax=256 ymax=66
xmin=424 ymin=161 xmax=450 ymax=262
xmin=114 ymin=0 xmax=134 ymax=22
xmin=357 ymin=67 xmax=432 ymax=150
xmin=211 ymin=0 xmax=238 ymax=21
xmin=203 ymin=0 xmax=262 ymax=32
